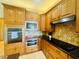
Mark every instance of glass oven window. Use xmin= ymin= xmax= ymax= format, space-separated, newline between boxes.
xmin=7 ymin=28 xmax=22 ymax=43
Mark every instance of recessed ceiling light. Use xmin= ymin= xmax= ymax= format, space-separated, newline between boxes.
xmin=32 ymin=0 xmax=43 ymax=5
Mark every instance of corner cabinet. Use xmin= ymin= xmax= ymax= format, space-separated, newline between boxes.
xmin=3 ymin=4 xmax=26 ymax=25
xmin=41 ymin=39 xmax=73 ymax=59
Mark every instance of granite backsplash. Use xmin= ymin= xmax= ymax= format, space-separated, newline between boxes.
xmin=52 ymin=21 xmax=79 ymax=46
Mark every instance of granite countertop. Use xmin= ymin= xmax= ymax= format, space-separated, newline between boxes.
xmin=42 ymin=35 xmax=79 ymax=59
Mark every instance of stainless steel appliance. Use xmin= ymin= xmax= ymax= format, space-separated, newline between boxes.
xmin=24 ymin=30 xmax=42 ymax=47
xmin=51 ymin=15 xmax=75 ymax=24
xmin=24 ymin=20 xmax=42 ymax=47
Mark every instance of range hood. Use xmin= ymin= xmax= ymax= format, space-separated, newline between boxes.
xmin=52 ymin=15 xmax=75 ymax=24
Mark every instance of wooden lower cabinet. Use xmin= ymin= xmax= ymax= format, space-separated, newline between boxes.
xmin=5 ymin=42 xmax=25 ymax=56
xmin=68 ymin=56 xmax=73 ymax=59
xmin=0 ymin=41 xmax=4 ymax=56
xmin=41 ymin=39 xmax=73 ymax=59
xmin=26 ymin=46 xmax=39 ymax=53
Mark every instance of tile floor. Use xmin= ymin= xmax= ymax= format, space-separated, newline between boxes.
xmin=19 ymin=51 xmax=47 ymax=59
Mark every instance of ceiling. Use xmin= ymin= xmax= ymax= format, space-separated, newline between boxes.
xmin=1 ymin=0 xmax=61 ymax=14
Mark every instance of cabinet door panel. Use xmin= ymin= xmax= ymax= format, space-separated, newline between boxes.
xmin=40 ymin=15 xmax=46 ymax=31
xmin=16 ymin=8 xmax=25 ymax=25
xmin=16 ymin=43 xmax=25 ymax=55
xmin=46 ymin=11 xmax=52 ymax=32
xmin=52 ymin=6 xmax=60 ymax=20
xmin=5 ymin=46 xmax=16 ymax=55
xmin=60 ymin=0 xmax=68 ymax=16
xmin=67 ymin=0 xmax=75 ymax=15
xmin=60 ymin=0 xmax=75 ymax=17
xmin=4 ymin=5 xmax=16 ymax=25
xmin=68 ymin=56 xmax=73 ymax=59
xmin=5 ymin=42 xmax=24 ymax=56
xmin=43 ymin=40 xmax=68 ymax=59
xmin=76 ymin=0 xmax=79 ymax=32
xmin=0 ymin=41 xmax=4 ymax=56
xmin=0 ymin=19 xmax=4 ymax=41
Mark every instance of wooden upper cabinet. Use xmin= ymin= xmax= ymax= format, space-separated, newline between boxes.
xmin=76 ymin=0 xmax=79 ymax=33
xmin=16 ymin=8 xmax=26 ymax=25
xmin=67 ymin=0 xmax=75 ymax=15
xmin=60 ymin=0 xmax=68 ymax=16
xmin=60 ymin=0 xmax=75 ymax=17
xmin=46 ymin=11 xmax=52 ymax=32
xmin=40 ymin=14 xmax=46 ymax=31
xmin=52 ymin=5 xmax=60 ymax=20
xmin=4 ymin=5 xmax=16 ymax=25
xmin=4 ymin=4 xmax=26 ymax=25
xmin=26 ymin=11 xmax=40 ymax=20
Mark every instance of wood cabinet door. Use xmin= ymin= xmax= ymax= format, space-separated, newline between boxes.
xmin=5 ymin=42 xmax=24 ymax=56
xmin=16 ymin=8 xmax=26 ymax=25
xmin=67 ymin=0 xmax=75 ymax=16
xmin=40 ymin=39 xmax=45 ymax=52
xmin=68 ymin=56 xmax=73 ymax=59
xmin=0 ymin=41 xmax=4 ymax=56
xmin=0 ymin=19 xmax=4 ymax=41
xmin=76 ymin=0 xmax=79 ymax=32
xmin=46 ymin=11 xmax=52 ymax=32
xmin=4 ymin=5 xmax=16 ymax=25
xmin=44 ymin=40 xmax=68 ymax=59
xmin=60 ymin=0 xmax=75 ymax=17
xmin=52 ymin=5 xmax=60 ymax=20
xmin=60 ymin=0 xmax=68 ymax=16
xmin=16 ymin=43 xmax=25 ymax=55
xmin=5 ymin=44 xmax=17 ymax=56
xmin=40 ymin=14 xmax=46 ymax=31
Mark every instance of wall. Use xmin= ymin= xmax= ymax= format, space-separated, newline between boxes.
xmin=53 ymin=21 xmax=79 ymax=46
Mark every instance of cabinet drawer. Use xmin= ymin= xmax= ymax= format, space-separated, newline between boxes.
xmin=26 ymin=46 xmax=38 ymax=53
xmin=45 ymin=51 xmax=55 ymax=59
xmin=5 ymin=42 xmax=24 ymax=55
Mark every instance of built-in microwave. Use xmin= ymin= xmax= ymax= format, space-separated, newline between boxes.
xmin=24 ymin=20 xmax=39 ymax=31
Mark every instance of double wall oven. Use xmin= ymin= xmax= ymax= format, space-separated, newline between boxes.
xmin=24 ymin=20 xmax=42 ymax=47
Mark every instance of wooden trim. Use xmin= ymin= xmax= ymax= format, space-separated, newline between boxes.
xmin=2 ymin=3 xmax=26 ymax=10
